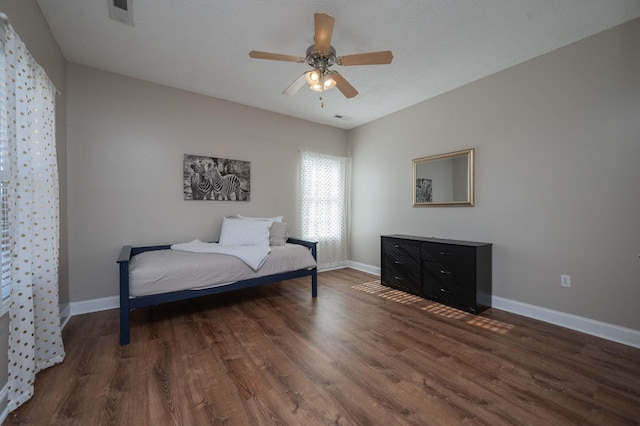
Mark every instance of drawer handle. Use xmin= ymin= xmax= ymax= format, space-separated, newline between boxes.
xmin=394 ymin=245 xmax=400 ymax=248
xmin=394 ymin=276 xmax=404 ymax=280
xmin=440 ymin=288 xmax=452 ymax=293
xmin=394 ymin=260 xmax=403 ymax=265
xmin=440 ymin=252 xmax=452 ymax=256
xmin=440 ymin=270 xmax=452 ymax=275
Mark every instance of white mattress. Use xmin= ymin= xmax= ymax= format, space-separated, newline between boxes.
xmin=128 ymin=243 xmax=317 ymax=297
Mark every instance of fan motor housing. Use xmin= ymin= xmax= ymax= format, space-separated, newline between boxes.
xmin=306 ymin=45 xmax=336 ymax=71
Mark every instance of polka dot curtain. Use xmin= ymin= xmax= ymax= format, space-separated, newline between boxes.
xmin=298 ymin=151 xmax=348 ymax=270
xmin=2 ymin=22 xmax=65 ymax=412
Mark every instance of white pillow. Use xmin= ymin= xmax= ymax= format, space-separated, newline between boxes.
xmin=237 ymin=214 xmax=283 ymax=222
xmin=218 ymin=217 xmax=272 ymax=246
xmin=269 ymin=222 xmax=289 ymax=246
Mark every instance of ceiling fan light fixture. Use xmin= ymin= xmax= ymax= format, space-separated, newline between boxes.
xmin=308 ymin=71 xmax=336 ymax=92
xmin=323 ymin=74 xmax=336 ymax=90
xmin=305 ymin=69 xmax=321 ymax=85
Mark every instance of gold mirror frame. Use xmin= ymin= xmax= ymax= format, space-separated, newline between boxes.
xmin=412 ymin=148 xmax=474 ymax=207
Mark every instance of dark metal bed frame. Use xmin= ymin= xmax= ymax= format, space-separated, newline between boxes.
xmin=117 ymin=237 xmax=317 ymax=345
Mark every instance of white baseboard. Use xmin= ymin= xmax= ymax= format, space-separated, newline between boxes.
xmin=492 ymin=296 xmax=640 ymax=349
xmin=318 ymin=264 xmax=348 ymax=273
xmin=70 ymin=296 xmax=119 ymax=316
xmin=345 ymin=261 xmax=640 ymax=349
xmin=347 ymin=260 xmax=380 ymax=276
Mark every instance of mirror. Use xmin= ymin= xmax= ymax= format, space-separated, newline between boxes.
xmin=413 ymin=148 xmax=474 ymax=207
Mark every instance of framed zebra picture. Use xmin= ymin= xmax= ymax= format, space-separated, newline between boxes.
xmin=183 ymin=154 xmax=250 ymax=201
xmin=415 ymin=178 xmax=433 ymax=203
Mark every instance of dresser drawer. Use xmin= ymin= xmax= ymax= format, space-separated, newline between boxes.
xmin=421 ymin=242 xmax=475 ymax=265
xmin=421 ymin=258 xmax=475 ymax=286
xmin=383 ymin=237 xmax=421 ymax=259
xmin=384 ymin=256 xmax=420 ymax=275
xmin=383 ymin=257 xmax=420 ymax=293
xmin=422 ymin=264 xmax=476 ymax=310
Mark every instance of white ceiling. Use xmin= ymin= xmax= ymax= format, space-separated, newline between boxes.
xmin=36 ymin=0 xmax=640 ymax=130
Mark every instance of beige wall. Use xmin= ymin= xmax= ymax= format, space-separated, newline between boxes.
xmin=66 ymin=63 xmax=347 ymax=302
xmin=349 ymin=18 xmax=640 ymax=331
xmin=0 ymin=0 xmax=68 ymax=413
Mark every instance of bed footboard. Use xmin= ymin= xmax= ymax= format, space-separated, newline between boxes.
xmin=117 ymin=239 xmax=318 ymax=345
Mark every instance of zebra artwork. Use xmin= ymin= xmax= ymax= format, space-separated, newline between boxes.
xmin=183 ymin=154 xmax=250 ymax=201
xmin=189 ymin=160 xmax=214 ymax=200
xmin=204 ymin=161 xmax=246 ymax=201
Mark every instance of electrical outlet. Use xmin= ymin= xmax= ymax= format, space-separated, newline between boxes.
xmin=561 ymin=275 xmax=571 ymax=288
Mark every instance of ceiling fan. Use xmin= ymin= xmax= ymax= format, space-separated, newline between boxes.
xmin=249 ymin=12 xmax=393 ymax=103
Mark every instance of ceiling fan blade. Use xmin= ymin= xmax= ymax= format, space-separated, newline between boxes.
xmin=314 ymin=12 xmax=335 ymax=53
xmin=337 ymin=51 xmax=394 ymax=66
xmin=331 ymin=71 xmax=358 ymax=99
xmin=282 ymin=73 xmax=308 ymax=96
xmin=249 ymin=51 xmax=306 ymax=63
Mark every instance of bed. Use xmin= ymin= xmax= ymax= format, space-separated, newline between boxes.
xmin=116 ymin=217 xmax=318 ymax=345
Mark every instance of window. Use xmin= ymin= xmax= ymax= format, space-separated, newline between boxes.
xmin=0 ymin=27 xmax=11 ymax=308
xmin=0 ymin=182 xmax=9 ymax=302
xmin=299 ymin=151 xmax=348 ymax=270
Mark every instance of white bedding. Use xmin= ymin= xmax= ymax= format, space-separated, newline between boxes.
xmin=170 ymin=239 xmax=270 ymax=270
xmin=128 ymin=243 xmax=317 ymax=297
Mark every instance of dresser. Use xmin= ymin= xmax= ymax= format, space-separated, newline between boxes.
xmin=381 ymin=234 xmax=492 ymax=314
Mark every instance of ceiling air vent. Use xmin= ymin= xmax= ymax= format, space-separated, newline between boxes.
xmin=108 ymin=0 xmax=134 ymax=26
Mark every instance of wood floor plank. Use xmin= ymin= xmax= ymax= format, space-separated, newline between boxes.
xmin=5 ymin=269 xmax=640 ymax=425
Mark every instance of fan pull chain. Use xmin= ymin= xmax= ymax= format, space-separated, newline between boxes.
xmin=320 ymin=95 xmax=324 ymax=108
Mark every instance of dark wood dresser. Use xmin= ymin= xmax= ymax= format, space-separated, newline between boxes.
xmin=381 ymin=234 xmax=492 ymax=314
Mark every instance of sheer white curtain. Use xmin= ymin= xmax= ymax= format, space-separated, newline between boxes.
xmin=1 ymin=21 xmax=65 ymax=412
xmin=298 ymin=151 xmax=348 ymax=270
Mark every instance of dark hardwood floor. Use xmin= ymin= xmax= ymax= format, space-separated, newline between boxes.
xmin=5 ymin=269 xmax=640 ymax=425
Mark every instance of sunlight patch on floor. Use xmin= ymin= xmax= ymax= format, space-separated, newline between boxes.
xmin=351 ymin=281 xmax=387 ymax=294
xmin=352 ymin=281 xmax=422 ymax=305
xmin=421 ymin=303 xmax=469 ymax=320
xmin=352 ymin=280 xmax=514 ymax=335
xmin=466 ymin=316 xmax=514 ymax=334
xmin=378 ymin=289 xmax=423 ymax=305
xmin=352 ymin=280 xmax=425 ymax=306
